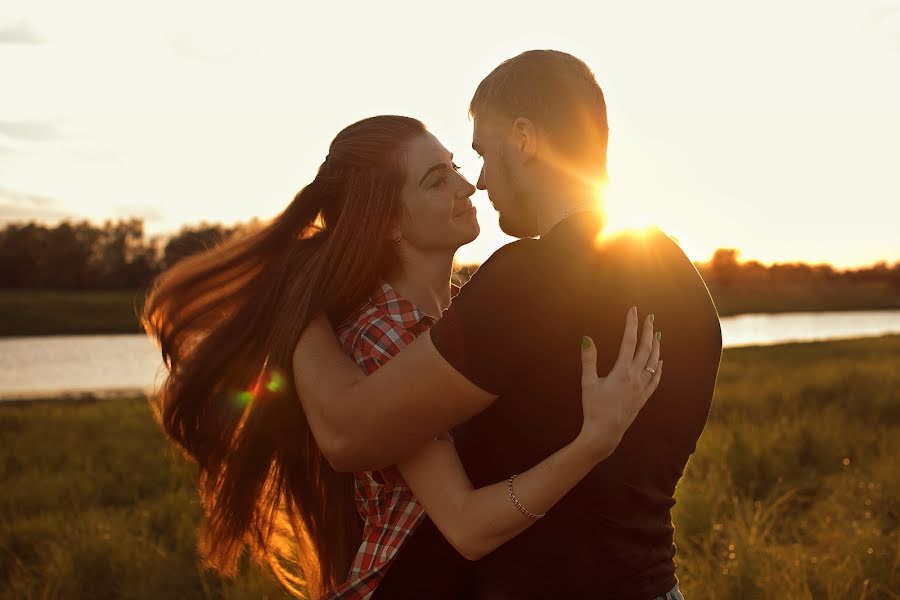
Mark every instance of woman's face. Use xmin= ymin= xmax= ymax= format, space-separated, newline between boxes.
xmin=396 ymin=132 xmax=479 ymax=252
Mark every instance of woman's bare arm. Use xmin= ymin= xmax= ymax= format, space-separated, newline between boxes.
xmin=398 ymin=437 xmax=595 ymax=560
xmin=294 ymin=306 xmax=654 ymax=476
xmin=397 ymin=318 xmax=662 ymax=560
xmin=292 ymin=316 xmax=495 ymax=472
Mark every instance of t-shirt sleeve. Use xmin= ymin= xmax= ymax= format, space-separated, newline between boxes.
xmin=429 ymin=239 xmax=543 ymax=395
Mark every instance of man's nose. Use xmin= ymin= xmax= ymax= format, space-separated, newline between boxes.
xmin=476 ymin=165 xmax=486 ymax=190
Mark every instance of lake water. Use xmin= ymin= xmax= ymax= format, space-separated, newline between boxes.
xmin=2 ymin=310 xmax=899 ymax=401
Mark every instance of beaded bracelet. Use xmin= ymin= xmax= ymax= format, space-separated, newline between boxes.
xmin=507 ymin=474 xmax=545 ymax=520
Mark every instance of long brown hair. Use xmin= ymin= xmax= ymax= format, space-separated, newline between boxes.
xmin=142 ymin=115 xmax=427 ymax=597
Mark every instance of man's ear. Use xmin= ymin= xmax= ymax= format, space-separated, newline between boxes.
xmin=512 ymin=117 xmax=538 ymax=163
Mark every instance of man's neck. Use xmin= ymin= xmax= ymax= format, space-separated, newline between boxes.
xmin=534 ymin=185 xmax=601 ymax=237
xmin=385 ymin=249 xmax=455 ymax=320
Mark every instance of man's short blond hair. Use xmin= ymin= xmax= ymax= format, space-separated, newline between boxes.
xmin=470 ymin=50 xmax=609 ymax=174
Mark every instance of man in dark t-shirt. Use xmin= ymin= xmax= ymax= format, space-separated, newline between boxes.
xmin=375 ymin=215 xmax=720 ymax=599
xmin=295 ymin=50 xmax=721 ymax=600
xmin=373 ymin=51 xmax=721 ymax=599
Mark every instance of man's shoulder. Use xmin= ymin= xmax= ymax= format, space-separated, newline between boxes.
xmin=461 ymin=238 xmax=540 ymax=287
xmin=481 ymin=238 xmax=541 ymax=268
xmin=598 ymin=227 xmax=684 ymax=255
xmin=589 ymin=228 xmax=696 ymax=273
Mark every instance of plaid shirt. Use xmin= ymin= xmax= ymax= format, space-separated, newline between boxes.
xmin=322 ymin=281 xmax=454 ymax=600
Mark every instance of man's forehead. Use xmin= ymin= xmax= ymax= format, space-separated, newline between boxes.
xmin=472 ymin=114 xmax=504 ymax=141
xmin=471 ymin=117 xmax=487 ymax=146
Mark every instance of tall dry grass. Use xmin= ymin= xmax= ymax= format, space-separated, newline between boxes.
xmin=674 ymin=335 xmax=899 ymax=599
xmin=1 ymin=336 xmax=897 ymax=598
xmin=0 ymin=398 xmax=291 ymax=599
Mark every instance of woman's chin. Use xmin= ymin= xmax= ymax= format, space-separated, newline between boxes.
xmin=447 ymin=224 xmax=480 ymax=249
xmin=461 ymin=224 xmax=481 ymax=245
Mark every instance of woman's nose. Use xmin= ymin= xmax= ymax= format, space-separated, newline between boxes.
xmin=476 ymin=166 xmax=486 ymax=191
xmin=459 ymin=175 xmax=477 ymax=197
xmin=454 ymin=169 xmax=476 ymax=196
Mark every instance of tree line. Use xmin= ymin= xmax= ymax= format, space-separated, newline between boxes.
xmin=696 ymin=248 xmax=900 ymax=290
xmin=0 ymin=219 xmax=244 ymax=289
xmin=0 ymin=219 xmax=898 ymax=291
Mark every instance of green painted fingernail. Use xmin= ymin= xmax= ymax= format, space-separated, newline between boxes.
xmin=582 ymin=336 xmax=591 ymax=349
xmin=655 ymin=331 xmax=662 ymax=341
xmin=649 ymin=313 xmax=655 ymax=323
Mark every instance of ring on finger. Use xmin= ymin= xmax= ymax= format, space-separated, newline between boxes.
xmin=644 ymin=366 xmax=656 ymax=375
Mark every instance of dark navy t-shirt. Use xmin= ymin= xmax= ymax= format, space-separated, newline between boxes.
xmin=374 ymin=212 xmax=722 ymax=600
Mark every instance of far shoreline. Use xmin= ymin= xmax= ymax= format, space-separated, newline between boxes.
xmin=1 ymin=284 xmax=899 ymax=338
xmin=0 ymin=389 xmax=148 ymax=405
xmin=3 ymin=305 xmax=900 ymax=340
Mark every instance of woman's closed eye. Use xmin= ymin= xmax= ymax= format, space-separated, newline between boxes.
xmin=430 ymin=163 xmax=463 ymax=189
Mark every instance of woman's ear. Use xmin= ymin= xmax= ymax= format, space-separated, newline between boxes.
xmin=387 ymin=224 xmax=403 ymax=244
xmin=512 ymin=117 xmax=538 ymax=163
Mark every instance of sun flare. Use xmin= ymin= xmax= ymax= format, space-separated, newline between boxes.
xmin=599 ymin=178 xmax=659 ymax=234
xmin=598 ymin=183 xmax=709 ymax=264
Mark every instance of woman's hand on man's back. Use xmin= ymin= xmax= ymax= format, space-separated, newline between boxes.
xmin=576 ymin=307 xmax=662 ymax=462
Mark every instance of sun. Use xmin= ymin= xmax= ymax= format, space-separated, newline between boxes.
xmin=597 ymin=182 xmax=710 ymax=263
xmin=600 ymin=180 xmax=658 ymax=236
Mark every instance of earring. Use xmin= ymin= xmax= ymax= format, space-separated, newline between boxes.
xmin=393 ymin=235 xmax=402 ymax=245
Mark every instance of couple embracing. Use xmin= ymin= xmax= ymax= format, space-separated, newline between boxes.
xmin=144 ymin=49 xmax=722 ymax=600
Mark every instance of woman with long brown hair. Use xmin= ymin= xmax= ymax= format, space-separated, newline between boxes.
xmin=142 ymin=115 xmax=661 ymax=598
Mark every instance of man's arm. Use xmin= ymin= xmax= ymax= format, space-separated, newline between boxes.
xmin=292 ymin=315 xmax=495 ymax=472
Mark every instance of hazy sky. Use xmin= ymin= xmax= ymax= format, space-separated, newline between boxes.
xmin=1 ymin=0 xmax=898 ymax=267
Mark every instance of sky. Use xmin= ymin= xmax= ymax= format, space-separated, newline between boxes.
xmin=1 ymin=0 xmax=898 ymax=268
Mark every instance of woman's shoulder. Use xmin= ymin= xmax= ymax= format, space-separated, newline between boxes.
xmin=336 ymin=301 xmax=382 ymax=350
xmin=336 ymin=284 xmax=418 ymax=367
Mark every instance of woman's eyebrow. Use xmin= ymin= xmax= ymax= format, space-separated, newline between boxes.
xmin=418 ymin=154 xmax=454 ymax=186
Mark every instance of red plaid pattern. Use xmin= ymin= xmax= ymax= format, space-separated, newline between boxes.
xmin=321 ymin=281 xmax=447 ymax=600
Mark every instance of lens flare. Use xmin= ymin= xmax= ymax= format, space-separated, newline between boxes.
xmin=232 ymin=367 xmax=286 ymax=408
xmin=266 ymin=370 xmax=285 ymax=393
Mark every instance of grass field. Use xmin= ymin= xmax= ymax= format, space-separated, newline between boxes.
xmin=672 ymin=335 xmax=899 ymax=599
xmin=1 ymin=336 xmax=898 ymax=599
xmin=0 ymin=290 xmax=146 ymax=337
xmin=0 ymin=398 xmax=291 ymax=600
xmin=1 ymin=282 xmax=898 ymax=337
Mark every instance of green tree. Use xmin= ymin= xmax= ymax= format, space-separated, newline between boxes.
xmin=162 ymin=223 xmax=238 ymax=269
xmin=709 ymin=248 xmax=740 ymax=287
